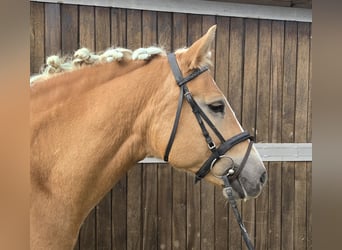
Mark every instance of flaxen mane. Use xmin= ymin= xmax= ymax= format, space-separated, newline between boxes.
xmin=30 ymin=46 xmax=167 ymax=84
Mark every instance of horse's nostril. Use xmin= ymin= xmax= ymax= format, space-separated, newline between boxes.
xmin=260 ymin=171 xmax=267 ymax=184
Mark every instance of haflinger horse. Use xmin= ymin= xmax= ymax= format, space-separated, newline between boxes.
xmin=30 ymin=25 xmax=267 ymax=249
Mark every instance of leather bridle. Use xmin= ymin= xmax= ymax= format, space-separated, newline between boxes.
xmin=164 ymin=53 xmax=254 ymax=184
xmin=164 ymin=53 xmax=256 ymax=250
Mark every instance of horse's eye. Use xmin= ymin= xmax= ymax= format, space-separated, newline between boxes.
xmin=208 ymin=101 xmax=225 ymax=114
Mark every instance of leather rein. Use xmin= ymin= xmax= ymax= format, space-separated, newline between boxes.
xmin=164 ymin=53 xmax=255 ymax=250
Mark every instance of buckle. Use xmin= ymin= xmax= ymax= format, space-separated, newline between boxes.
xmin=208 ymin=141 xmax=216 ymax=150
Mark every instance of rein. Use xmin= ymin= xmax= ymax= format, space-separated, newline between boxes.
xmin=164 ymin=53 xmax=255 ymax=250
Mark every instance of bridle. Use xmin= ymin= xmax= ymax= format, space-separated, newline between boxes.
xmin=164 ymin=53 xmax=255 ymax=250
xmin=164 ymin=53 xmax=254 ymax=183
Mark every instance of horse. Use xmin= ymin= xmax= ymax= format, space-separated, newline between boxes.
xmin=30 ymin=25 xmax=267 ymax=250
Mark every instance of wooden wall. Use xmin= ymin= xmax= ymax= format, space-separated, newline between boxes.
xmin=30 ymin=2 xmax=312 ymax=249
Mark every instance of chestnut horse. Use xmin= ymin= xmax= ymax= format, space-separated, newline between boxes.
xmin=30 ymin=25 xmax=267 ymax=249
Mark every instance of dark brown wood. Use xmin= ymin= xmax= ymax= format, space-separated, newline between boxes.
xmin=79 ymin=6 xmax=95 ymax=50
xmin=79 ymin=209 xmax=96 ymax=250
xmin=294 ymin=22 xmax=310 ymax=250
xmin=45 ymin=3 xmax=61 ymax=56
xmin=268 ymin=20 xmax=284 ymax=250
xmin=112 ymin=175 xmax=127 ymax=250
xmin=228 ymin=17 xmax=244 ymax=121
xmin=61 ymin=4 xmax=78 ymax=55
xmin=255 ymin=19 xmax=271 ymax=250
xmin=30 ymin=2 xmax=45 ymax=74
xmin=281 ymin=21 xmax=297 ymax=250
xmin=111 ymin=8 xmax=127 ymax=47
xmin=95 ymin=7 xmax=111 ymax=51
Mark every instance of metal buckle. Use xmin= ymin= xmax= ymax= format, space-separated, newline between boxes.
xmin=208 ymin=141 xmax=216 ymax=150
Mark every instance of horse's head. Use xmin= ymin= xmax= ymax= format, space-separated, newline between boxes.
xmin=149 ymin=25 xmax=266 ymax=200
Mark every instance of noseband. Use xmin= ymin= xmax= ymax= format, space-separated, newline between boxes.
xmin=164 ymin=53 xmax=256 ymax=250
xmin=164 ymin=53 xmax=254 ymax=184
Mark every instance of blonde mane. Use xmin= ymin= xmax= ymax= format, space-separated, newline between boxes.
xmin=30 ymin=46 xmax=166 ymax=84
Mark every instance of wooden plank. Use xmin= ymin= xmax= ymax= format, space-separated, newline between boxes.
xmin=157 ymin=163 xmax=172 ymax=250
xmin=228 ymin=17 xmax=244 ymax=121
xmin=142 ymin=163 xmax=158 ymax=250
xmin=294 ymin=22 xmax=310 ymax=250
xmin=255 ymin=19 xmax=271 ymax=250
xmin=228 ymin=17 xmax=244 ymax=250
xmin=171 ymin=13 xmax=187 ymax=250
xmin=157 ymin=12 xmax=172 ymax=250
xmin=95 ymin=7 xmax=110 ymax=51
xmin=306 ymin=23 xmax=312 ymax=250
xmin=45 ymin=3 xmax=61 ymax=56
xmin=141 ymin=11 xmax=158 ymax=250
xmin=127 ymin=165 xmax=143 ymax=250
xmin=186 ymin=14 xmax=202 ymax=250
xmin=79 ymin=209 xmax=96 ymax=250
xmin=79 ymin=6 xmax=95 ymax=49
xmin=111 ymin=175 xmax=127 ymax=250
xmin=268 ymin=20 xmax=284 ymax=250
xmin=281 ymin=21 xmax=297 ymax=250
xmin=61 ymin=4 xmax=78 ymax=55
xmin=241 ymin=18 xmax=258 ymax=250
xmin=126 ymin=10 xmax=142 ymax=250
xmin=215 ymin=16 xmax=229 ymax=95
xmin=30 ymin=2 xmax=45 ymax=74
xmin=111 ymin=8 xmax=127 ymax=47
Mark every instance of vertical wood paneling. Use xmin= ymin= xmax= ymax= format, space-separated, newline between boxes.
xmin=306 ymin=24 xmax=312 ymax=250
xmin=294 ymin=22 xmax=310 ymax=250
xmin=95 ymin=7 xmax=111 ymax=51
xmin=61 ymin=4 xmax=78 ymax=55
xmin=79 ymin=6 xmax=95 ymax=49
xmin=268 ymin=20 xmax=284 ymax=250
xmin=255 ymin=19 xmax=271 ymax=250
xmin=30 ymin=2 xmax=45 ymax=74
xmin=45 ymin=3 xmax=61 ymax=56
xmin=171 ymin=13 xmax=188 ymax=250
xmin=281 ymin=21 xmax=297 ymax=250
xmin=111 ymin=8 xmax=127 ymax=47
xmin=30 ymin=3 xmax=312 ymax=250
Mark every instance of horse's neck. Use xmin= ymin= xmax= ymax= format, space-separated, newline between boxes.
xmin=30 ymin=57 xmax=167 ymax=223
xmin=30 ymin=59 xmax=145 ymax=113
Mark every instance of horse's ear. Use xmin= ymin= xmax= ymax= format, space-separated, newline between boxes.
xmin=181 ymin=25 xmax=216 ymax=69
